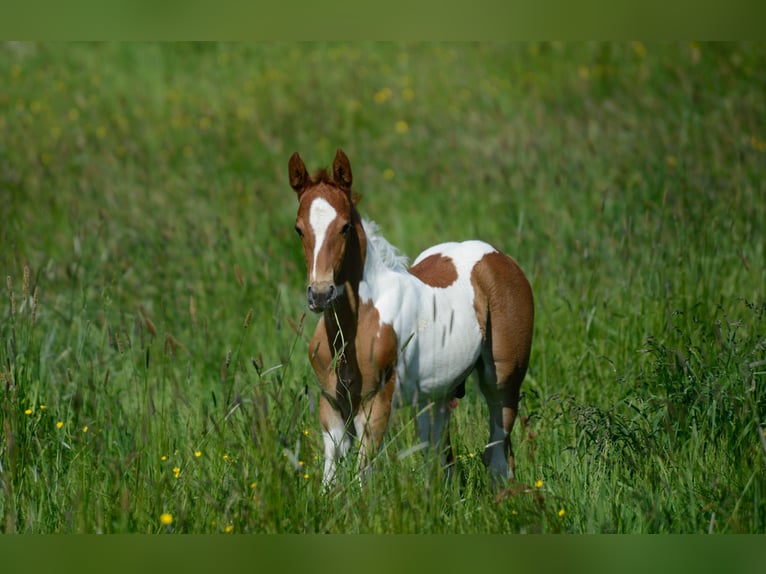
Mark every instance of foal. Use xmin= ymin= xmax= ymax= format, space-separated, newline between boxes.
xmin=289 ymin=149 xmax=534 ymax=485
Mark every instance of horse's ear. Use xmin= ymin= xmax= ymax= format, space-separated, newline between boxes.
xmin=288 ymin=152 xmax=309 ymax=196
xmin=332 ymin=148 xmax=353 ymax=191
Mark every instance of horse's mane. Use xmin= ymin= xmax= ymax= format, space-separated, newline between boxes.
xmin=362 ymin=219 xmax=409 ymax=272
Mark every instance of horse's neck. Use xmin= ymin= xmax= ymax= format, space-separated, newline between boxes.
xmin=323 ymin=221 xmax=367 ymax=356
xmin=323 ymin=220 xmax=406 ymax=354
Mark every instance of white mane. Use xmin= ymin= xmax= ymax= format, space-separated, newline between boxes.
xmin=362 ymin=219 xmax=409 ymax=272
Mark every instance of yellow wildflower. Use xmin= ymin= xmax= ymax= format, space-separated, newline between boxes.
xmin=24 ymin=408 xmax=33 ymax=416
xmin=194 ymin=450 xmax=202 ymax=458
xmin=558 ymin=508 xmax=566 ymax=517
xmin=534 ymin=479 xmax=543 ymax=488
xmin=395 ymin=120 xmax=409 ymax=134
xmin=631 ymin=41 xmax=647 ymax=59
xmin=56 ymin=421 xmax=64 ymax=429
xmin=373 ymin=87 xmax=392 ymax=104
xmin=160 ymin=513 xmax=173 ymax=526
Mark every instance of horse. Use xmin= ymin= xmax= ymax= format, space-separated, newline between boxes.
xmin=288 ymin=149 xmax=534 ymax=486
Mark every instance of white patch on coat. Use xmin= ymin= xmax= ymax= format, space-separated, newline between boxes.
xmin=358 ymin=221 xmax=496 ymax=403
xmin=308 ymin=197 xmax=338 ymax=282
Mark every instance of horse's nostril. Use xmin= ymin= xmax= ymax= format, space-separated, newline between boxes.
xmin=307 ymin=282 xmax=337 ymax=312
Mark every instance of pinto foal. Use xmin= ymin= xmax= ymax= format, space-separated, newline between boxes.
xmin=289 ymin=149 xmax=534 ymax=485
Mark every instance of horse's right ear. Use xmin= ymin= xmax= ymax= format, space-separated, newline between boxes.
xmin=288 ymin=152 xmax=309 ymax=197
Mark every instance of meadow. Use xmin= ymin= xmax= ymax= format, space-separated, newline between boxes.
xmin=1 ymin=42 xmax=764 ymax=533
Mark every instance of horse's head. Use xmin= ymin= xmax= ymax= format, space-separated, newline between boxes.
xmin=289 ymin=148 xmax=361 ymax=313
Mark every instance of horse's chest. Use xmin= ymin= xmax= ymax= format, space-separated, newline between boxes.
xmin=353 ymin=303 xmax=399 ymax=393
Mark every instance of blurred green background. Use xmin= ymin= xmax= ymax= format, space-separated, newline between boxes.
xmin=1 ymin=43 xmax=765 ymax=533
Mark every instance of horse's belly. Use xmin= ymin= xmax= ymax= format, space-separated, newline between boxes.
xmin=394 ymin=292 xmax=483 ymax=401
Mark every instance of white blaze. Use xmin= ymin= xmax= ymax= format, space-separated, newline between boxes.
xmin=308 ymin=197 xmax=338 ymax=282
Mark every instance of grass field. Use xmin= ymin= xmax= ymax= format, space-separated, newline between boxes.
xmin=1 ymin=42 xmax=765 ymax=533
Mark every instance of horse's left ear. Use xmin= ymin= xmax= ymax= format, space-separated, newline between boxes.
xmin=333 ymin=148 xmax=353 ymax=192
xmin=288 ymin=152 xmax=309 ymax=197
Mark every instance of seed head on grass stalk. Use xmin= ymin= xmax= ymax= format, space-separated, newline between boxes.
xmin=30 ymin=286 xmax=38 ymax=324
xmin=139 ymin=305 xmax=157 ymax=338
xmin=234 ymin=264 xmax=245 ymax=287
xmin=221 ymin=350 xmax=232 ymax=382
xmin=243 ymin=308 xmax=253 ymax=329
xmin=163 ymin=333 xmax=187 ymax=357
xmin=22 ymin=266 xmax=29 ymax=300
xmin=6 ymin=275 xmax=15 ymax=315
xmin=189 ymin=294 xmax=197 ymax=328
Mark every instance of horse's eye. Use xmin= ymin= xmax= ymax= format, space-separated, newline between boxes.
xmin=341 ymin=222 xmax=352 ymax=236
xmin=295 ymin=226 xmax=304 ymax=238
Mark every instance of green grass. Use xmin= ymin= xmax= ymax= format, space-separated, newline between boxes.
xmin=1 ymin=42 xmax=765 ymax=533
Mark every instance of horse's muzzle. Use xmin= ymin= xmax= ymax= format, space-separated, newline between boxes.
xmin=307 ymin=282 xmax=338 ymax=313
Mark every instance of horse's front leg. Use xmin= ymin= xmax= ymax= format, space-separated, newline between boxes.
xmin=310 ymin=318 xmax=354 ymax=487
xmin=320 ymin=393 xmax=352 ymax=486
xmin=353 ymin=374 xmax=395 ymax=476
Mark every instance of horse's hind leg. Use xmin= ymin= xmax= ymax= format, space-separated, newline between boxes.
xmin=476 ymin=355 xmax=514 ymax=482
xmin=476 ymin=314 xmax=531 ymax=484
xmin=416 ymin=398 xmax=453 ymax=472
xmin=472 ymin=252 xmax=534 ymax=484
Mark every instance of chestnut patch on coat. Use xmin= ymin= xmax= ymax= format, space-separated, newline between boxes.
xmin=409 ymin=253 xmax=458 ymax=288
xmin=357 ymin=300 xmax=398 ymax=392
xmin=470 ymin=251 xmax=534 ymax=384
